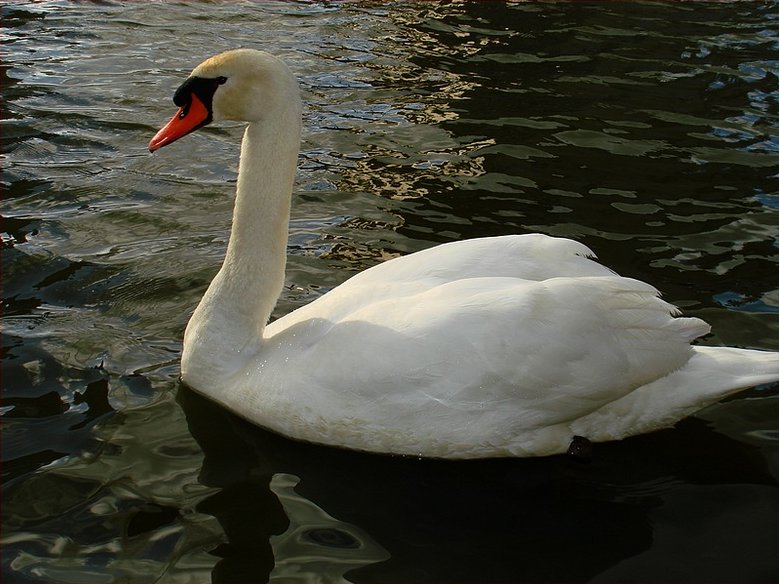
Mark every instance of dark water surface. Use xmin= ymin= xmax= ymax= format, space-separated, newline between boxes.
xmin=3 ymin=1 xmax=779 ymax=582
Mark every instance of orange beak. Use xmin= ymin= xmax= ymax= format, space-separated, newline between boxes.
xmin=149 ymin=93 xmax=211 ymax=152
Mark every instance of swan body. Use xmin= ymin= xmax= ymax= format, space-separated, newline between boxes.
xmin=150 ymin=49 xmax=779 ymax=458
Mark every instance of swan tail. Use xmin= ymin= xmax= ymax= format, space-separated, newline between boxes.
xmin=691 ymin=346 xmax=779 ymax=390
xmin=570 ymin=346 xmax=779 ymax=443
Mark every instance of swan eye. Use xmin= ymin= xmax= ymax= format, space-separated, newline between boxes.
xmin=216 ymin=76 xmax=228 ymax=85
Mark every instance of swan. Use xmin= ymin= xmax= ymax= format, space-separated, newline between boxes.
xmin=149 ymin=49 xmax=779 ymax=459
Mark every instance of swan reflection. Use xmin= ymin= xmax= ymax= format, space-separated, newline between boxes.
xmin=179 ymin=384 xmax=778 ymax=583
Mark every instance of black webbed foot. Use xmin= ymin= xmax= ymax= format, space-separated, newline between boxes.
xmin=566 ymin=435 xmax=593 ymax=463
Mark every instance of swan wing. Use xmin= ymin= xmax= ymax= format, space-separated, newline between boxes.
xmin=259 ymin=273 xmax=708 ymax=455
xmin=271 ymin=233 xmax=615 ymax=330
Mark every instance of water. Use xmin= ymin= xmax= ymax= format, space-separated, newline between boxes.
xmin=3 ymin=1 xmax=779 ymax=581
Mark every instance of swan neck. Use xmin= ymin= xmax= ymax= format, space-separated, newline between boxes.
xmin=187 ymin=104 xmax=301 ymax=369
xmin=228 ymin=116 xmax=299 ymax=267
xmin=226 ymin=111 xmax=300 ymax=328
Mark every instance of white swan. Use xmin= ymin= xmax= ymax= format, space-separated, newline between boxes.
xmin=149 ymin=49 xmax=779 ymax=459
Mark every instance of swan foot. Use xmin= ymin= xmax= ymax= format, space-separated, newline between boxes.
xmin=566 ymin=435 xmax=593 ymax=462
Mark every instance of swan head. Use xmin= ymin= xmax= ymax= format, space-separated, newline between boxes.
xmin=149 ymin=48 xmax=300 ymax=152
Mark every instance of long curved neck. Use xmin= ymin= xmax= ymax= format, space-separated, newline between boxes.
xmin=182 ymin=99 xmax=301 ymax=383
xmin=221 ymin=111 xmax=301 ymax=332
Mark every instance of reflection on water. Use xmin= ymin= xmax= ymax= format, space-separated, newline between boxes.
xmin=2 ymin=1 xmax=779 ymax=582
xmin=152 ymin=388 xmax=779 ymax=581
xmin=269 ymin=474 xmax=390 ymax=582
